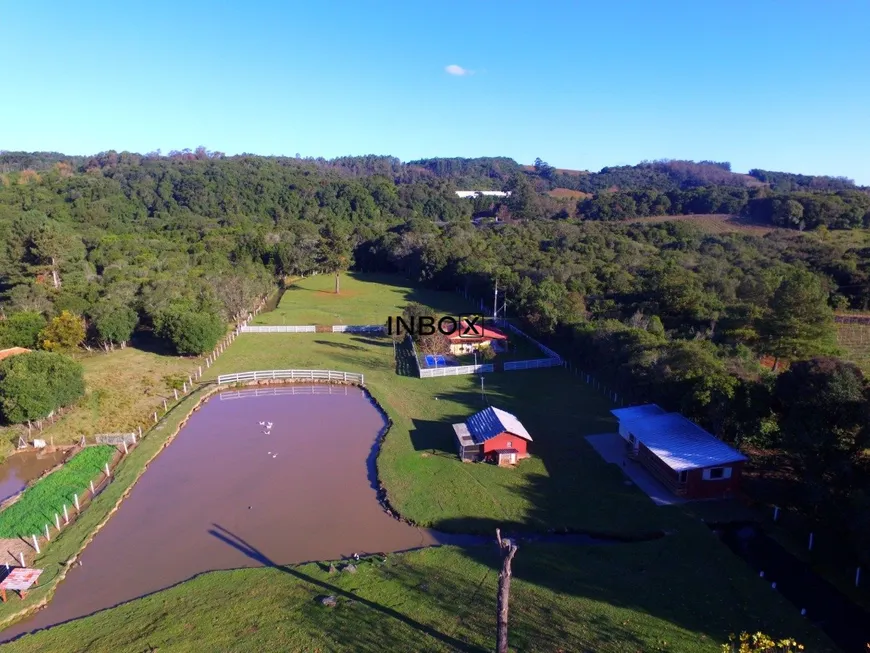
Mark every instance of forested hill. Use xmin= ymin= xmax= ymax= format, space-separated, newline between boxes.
xmin=1 ymin=149 xmax=870 ymax=569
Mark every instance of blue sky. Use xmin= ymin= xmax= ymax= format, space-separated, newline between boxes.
xmin=2 ymin=1 xmax=869 ymax=182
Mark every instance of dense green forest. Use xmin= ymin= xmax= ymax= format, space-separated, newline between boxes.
xmin=0 ymin=149 xmax=869 ymax=569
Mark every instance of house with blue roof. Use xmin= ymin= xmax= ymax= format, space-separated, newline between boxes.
xmin=452 ymin=406 xmax=532 ymax=465
xmin=611 ymin=404 xmax=747 ymax=500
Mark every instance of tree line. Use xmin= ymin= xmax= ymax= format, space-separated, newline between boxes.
xmin=1 ymin=150 xmax=870 ymax=568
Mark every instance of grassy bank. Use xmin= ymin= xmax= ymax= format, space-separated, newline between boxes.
xmin=0 ymin=345 xmax=202 ymax=451
xmin=0 ymin=446 xmax=115 ymax=538
xmin=3 ymin=532 xmax=834 ymax=652
xmin=253 ymin=272 xmax=477 ymax=326
xmin=0 ymin=386 xmax=212 ymax=628
xmin=206 ymin=332 xmax=674 ymax=537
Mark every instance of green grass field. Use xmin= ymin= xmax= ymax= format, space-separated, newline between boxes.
xmin=0 ymin=275 xmax=840 ymax=651
xmin=3 ymin=535 xmax=832 ymax=652
xmin=0 ymin=344 xmax=203 ymax=452
xmin=206 ymin=332 xmax=671 ymax=537
xmin=254 ymin=272 xmax=478 ymax=326
xmin=0 ymin=446 xmax=116 ymax=538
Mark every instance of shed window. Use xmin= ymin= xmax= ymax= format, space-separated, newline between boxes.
xmin=507 ymin=441 xmax=513 ymax=448
xmin=678 ymin=471 xmax=688 ymax=483
xmin=703 ymin=467 xmax=732 ymax=481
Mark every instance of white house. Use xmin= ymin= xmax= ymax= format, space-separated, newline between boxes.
xmin=455 ymin=191 xmax=511 ymax=199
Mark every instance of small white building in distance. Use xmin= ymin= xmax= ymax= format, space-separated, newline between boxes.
xmin=455 ymin=191 xmax=511 ymax=198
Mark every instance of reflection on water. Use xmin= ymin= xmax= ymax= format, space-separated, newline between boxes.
xmin=0 ymin=386 xmax=460 ymax=641
xmin=0 ymin=449 xmax=68 ymax=504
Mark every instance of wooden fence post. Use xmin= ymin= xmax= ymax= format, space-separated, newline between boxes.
xmin=63 ymin=504 xmax=69 ymax=524
xmin=44 ymin=524 xmax=50 ymax=541
xmin=18 ymin=552 xmax=25 ymax=567
xmin=31 ymin=535 xmax=39 ymax=554
xmin=174 ymin=388 xmax=178 ymax=400
xmin=90 ymin=480 xmax=95 ymax=495
xmin=74 ymin=493 xmax=80 ymax=511
xmin=495 ymin=528 xmax=518 ymax=653
xmin=163 ymin=398 xmax=168 ymax=412
xmin=55 ymin=513 xmax=60 ymax=530
xmin=105 ymin=462 xmax=111 ymax=478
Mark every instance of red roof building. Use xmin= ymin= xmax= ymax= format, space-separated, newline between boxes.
xmin=452 ymin=406 xmax=532 ymax=466
xmin=611 ymin=405 xmax=747 ymax=500
xmin=443 ymin=320 xmax=508 ymax=355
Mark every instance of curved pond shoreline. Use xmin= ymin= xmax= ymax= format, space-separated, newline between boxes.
xmin=0 ymin=378 xmax=660 ymax=643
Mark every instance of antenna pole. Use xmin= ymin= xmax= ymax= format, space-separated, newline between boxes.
xmin=493 ymin=278 xmax=498 ymax=319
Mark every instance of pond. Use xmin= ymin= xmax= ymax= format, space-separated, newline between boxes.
xmin=0 ymin=385 xmax=473 ymax=641
xmin=0 ymin=449 xmax=69 ymax=505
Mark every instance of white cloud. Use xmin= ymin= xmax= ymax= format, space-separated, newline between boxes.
xmin=445 ymin=64 xmax=472 ymax=76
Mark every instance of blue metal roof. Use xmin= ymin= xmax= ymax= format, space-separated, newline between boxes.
xmin=611 ymin=407 xmax=747 ymax=472
xmin=610 ymin=404 xmax=667 ymax=422
xmin=465 ymin=407 xmax=532 ymax=445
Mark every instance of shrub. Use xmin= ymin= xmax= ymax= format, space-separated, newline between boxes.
xmin=0 ymin=351 xmax=85 ymax=424
xmin=91 ymin=302 xmax=138 ymax=349
xmin=39 ymin=310 xmax=85 ymax=351
xmin=722 ymin=632 xmax=803 ymax=652
xmin=0 ymin=311 xmax=47 ymax=349
xmin=156 ymin=307 xmax=224 ymax=356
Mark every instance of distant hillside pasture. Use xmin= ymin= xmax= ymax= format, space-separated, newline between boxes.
xmin=547 ymin=188 xmax=591 ymax=199
xmin=626 ymin=213 xmax=777 ymax=236
xmin=255 ymin=273 xmax=477 ymax=326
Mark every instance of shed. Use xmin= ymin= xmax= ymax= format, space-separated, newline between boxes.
xmin=611 ymin=404 xmax=747 ymax=499
xmin=452 ymin=406 xmax=532 ymax=466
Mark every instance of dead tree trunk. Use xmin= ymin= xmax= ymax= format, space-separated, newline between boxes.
xmin=496 ymin=528 xmax=518 ymax=653
xmin=335 ymin=272 xmax=340 ymax=294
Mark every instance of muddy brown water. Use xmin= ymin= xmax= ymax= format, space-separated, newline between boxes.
xmin=0 ymin=450 xmax=68 ymax=505
xmin=1 ymin=385 xmax=475 ymax=642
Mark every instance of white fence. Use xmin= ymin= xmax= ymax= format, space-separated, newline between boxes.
xmin=420 ymin=364 xmax=494 ymax=378
xmin=504 ymin=358 xmax=562 ymax=371
xmin=217 ymin=369 xmax=365 ymax=385
xmin=239 ymin=325 xmax=316 ymax=333
xmin=332 ymin=325 xmax=385 ymax=333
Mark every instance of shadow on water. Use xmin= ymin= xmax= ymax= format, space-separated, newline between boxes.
xmin=208 ymin=524 xmax=488 ymax=653
xmin=712 ymin=522 xmax=870 ymax=653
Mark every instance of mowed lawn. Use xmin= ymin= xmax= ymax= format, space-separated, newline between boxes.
xmin=1 ymin=345 xmax=200 ymax=451
xmin=253 ymin=272 xmax=478 ymax=326
xmin=3 ymin=536 xmax=834 ymax=653
xmin=206 ymin=332 xmax=673 ymax=537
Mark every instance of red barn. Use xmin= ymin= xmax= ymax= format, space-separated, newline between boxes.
xmin=452 ymin=406 xmax=532 ymax=466
xmin=611 ymin=405 xmax=747 ymax=500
